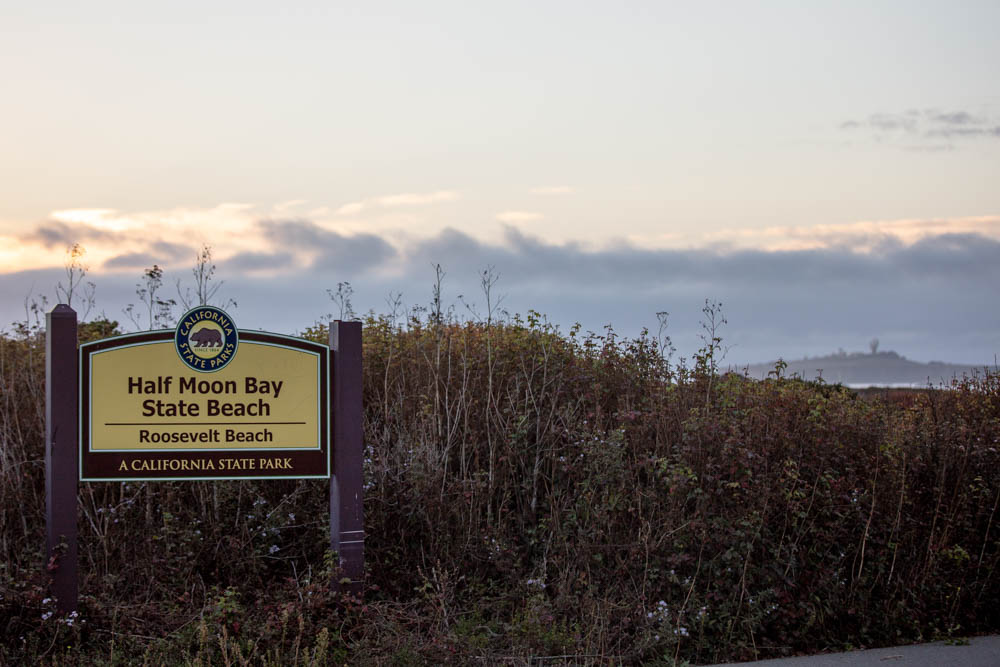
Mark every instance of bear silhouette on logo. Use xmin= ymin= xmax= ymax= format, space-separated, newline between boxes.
xmin=190 ymin=326 xmax=223 ymax=348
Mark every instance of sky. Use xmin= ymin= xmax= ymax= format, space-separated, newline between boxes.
xmin=2 ymin=1 xmax=999 ymax=365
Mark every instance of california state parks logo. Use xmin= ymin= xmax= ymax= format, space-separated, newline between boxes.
xmin=175 ymin=306 xmax=239 ymax=372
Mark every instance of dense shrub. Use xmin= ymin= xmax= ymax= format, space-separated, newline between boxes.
xmin=2 ymin=308 xmax=999 ymax=664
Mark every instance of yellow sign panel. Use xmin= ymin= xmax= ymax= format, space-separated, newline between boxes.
xmin=88 ymin=339 xmax=320 ymax=451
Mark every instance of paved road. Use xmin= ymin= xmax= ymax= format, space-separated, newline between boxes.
xmin=706 ymin=635 xmax=1000 ymax=667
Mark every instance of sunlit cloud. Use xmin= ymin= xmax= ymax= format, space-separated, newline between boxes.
xmin=628 ymin=215 xmax=1000 ymax=253
xmin=8 ymin=201 xmax=1000 ymax=294
xmin=696 ymin=216 xmax=1000 ymax=253
xmin=334 ymin=190 xmax=460 ymax=216
xmin=496 ymin=211 xmax=544 ymax=223
xmin=51 ymin=209 xmax=126 ymax=230
xmin=335 ymin=201 xmax=366 ymax=216
xmin=0 ymin=235 xmax=58 ymax=271
xmin=10 ymin=204 xmax=278 ymax=274
xmin=273 ymin=199 xmax=307 ymax=212
xmin=6 ymin=201 xmax=428 ymax=278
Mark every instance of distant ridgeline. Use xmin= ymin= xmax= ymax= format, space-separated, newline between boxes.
xmin=736 ymin=350 xmax=988 ymax=387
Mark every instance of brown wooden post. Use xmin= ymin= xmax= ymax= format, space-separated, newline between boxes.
xmin=45 ymin=304 xmax=78 ymax=614
xmin=330 ymin=320 xmax=364 ymax=594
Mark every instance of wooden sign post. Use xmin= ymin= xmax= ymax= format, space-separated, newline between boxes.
xmin=44 ymin=306 xmax=364 ymax=612
xmin=330 ymin=321 xmax=365 ymax=594
xmin=45 ymin=304 xmax=79 ymax=614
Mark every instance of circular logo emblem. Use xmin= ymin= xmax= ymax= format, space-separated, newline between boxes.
xmin=175 ymin=306 xmax=239 ymax=372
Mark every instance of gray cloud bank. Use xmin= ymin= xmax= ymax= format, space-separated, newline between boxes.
xmin=5 ymin=223 xmax=999 ymax=367
xmin=841 ymin=108 xmax=1000 ymax=149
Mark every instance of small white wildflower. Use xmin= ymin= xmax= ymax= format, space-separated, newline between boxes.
xmin=287 ymin=513 xmax=295 ymax=521
xmin=42 ymin=598 xmax=52 ymax=605
xmin=41 ymin=611 xmax=53 ymax=620
xmin=269 ymin=544 xmax=280 ymax=554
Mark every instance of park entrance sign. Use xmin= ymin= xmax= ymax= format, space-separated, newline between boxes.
xmin=45 ymin=304 xmax=365 ymax=614
xmin=80 ymin=307 xmax=329 ymax=481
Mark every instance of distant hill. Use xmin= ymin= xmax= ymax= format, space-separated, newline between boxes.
xmin=735 ymin=350 xmax=989 ymax=387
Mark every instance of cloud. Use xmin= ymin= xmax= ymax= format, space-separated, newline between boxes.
xmin=335 ymin=201 xmax=366 ymax=216
xmin=395 ymin=223 xmax=1000 ymax=294
xmin=290 ymin=226 xmax=998 ymax=364
xmin=150 ymin=241 xmax=194 ymax=262
xmin=100 ymin=241 xmax=198 ymax=271
xmin=530 ymin=186 xmax=574 ymax=195
xmin=696 ymin=215 xmax=1000 ymax=252
xmin=496 ymin=211 xmax=544 ymax=223
xmin=223 ymin=251 xmax=298 ymax=273
xmin=273 ymin=199 xmax=307 ymax=213
xmin=926 ymin=126 xmax=1000 ymax=139
xmin=10 ymin=204 xmax=310 ymax=275
xmin=840 ymin=108 xmax=1000 ymax=148
xmin=867 ymin=112 xmax=919 ymax=133
xmin=928 ymin=111 xmax=977 ymax=125
xmin=897 ymin=233 xmax=1000 ymax=278
xmin=11 ymin=204 xmax=1000 ymax=283
xmin=22 ymin=221 xmax=119 ymax=248
xmin=334 ymin=190 xmax=459 ymax=216
xmin=3 ymin=215 xmax=999 ymax=365
xmin=385 ymin=225 xmax=1000 ymax=364
xmin=51 ymin=209 xmax=119 ymax=226
xmin=104 ymin=252 xmax=165 ymax=270
xmin=58 ymin=238 xmax=192 ymax=273
xmin=257 ymin=219 xmax=397 ymax=273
